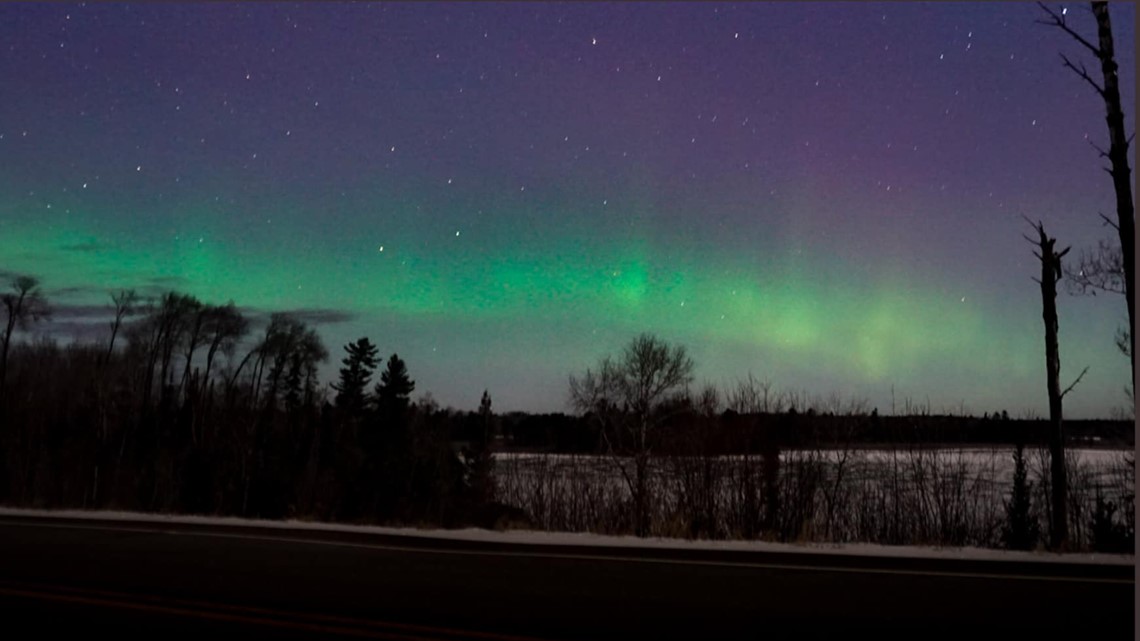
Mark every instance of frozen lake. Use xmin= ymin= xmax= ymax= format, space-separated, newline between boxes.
xmin=492 ymin=446 xmax=1134 ymax=548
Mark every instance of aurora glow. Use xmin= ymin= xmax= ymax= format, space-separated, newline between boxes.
xmin=0 ymin=2 xmax=1134 ymax=416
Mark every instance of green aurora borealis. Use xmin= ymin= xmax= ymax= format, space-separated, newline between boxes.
xmin=0 ymin=2 xmax=1133 ymax=416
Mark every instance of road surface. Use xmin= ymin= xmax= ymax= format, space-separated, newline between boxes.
xmin=0 ymin=514 xmax=1131 ymax=640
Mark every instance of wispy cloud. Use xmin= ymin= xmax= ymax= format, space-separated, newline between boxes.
xmin=246 ymin=307 xmax=358 ymax=326
xmin=58 ymin=240 xmax=105 ymax=253
xmin=46 ymin=303 xmax=113 ymax=320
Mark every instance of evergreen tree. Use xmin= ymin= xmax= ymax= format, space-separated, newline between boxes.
xmin=332 ymin=337 xmax=379 ymax=416
xmin=374 ymin=353 xmax=415 ymax=412
xmin=365 ymin=353 xmax=416 ymax=517
xmin=1001 ymin=443 xmax=1040 ymax=551
xmin=1090 ymin=489 xmax=1134 ymax=553
xmin=464 ymin=390 xmax=497 ymax=507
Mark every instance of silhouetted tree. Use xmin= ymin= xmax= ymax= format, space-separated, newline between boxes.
xmin=463 ymin=390 xmax=497 ymax=508
xmin=1025 ymin=220 xmax=1088 ymax=550
xmin=178 ymin=299 xmax=210 ymax=400
xmin=249 ymin=313 xmax=328 ymax=410
xmin=332 ymin=337 xmax=380 ymax=416
xmin=1089 ymin=491 xmax=1133 ymax=553
xmin=130 ymin=292 xmax=201 ymax=407
xmin=104 ymin=289 xmax=138 ymax=365
xmin=358 ymin=353 xmax=417 ymax=518
xmin=1039 ymin=2 xmax=1134 ymax=388
xmin=375 ymin=353 xmax=415 ymax=413
xmin=0 ymin=275 xmax=50 ymax=401
xmin=201 ymin=302 xmax=248 ymax=387
xmin=1001 ymin=443 xmax=1040 ymax=550
xmin=570 ymin=333 xmax=694 ymax=536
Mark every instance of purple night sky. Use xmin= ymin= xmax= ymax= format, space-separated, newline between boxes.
xmin=0 ymin=2 xmax=1134 ymax=417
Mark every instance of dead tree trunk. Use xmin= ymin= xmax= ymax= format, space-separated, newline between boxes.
xmin=1039 ymin=2 xmax=1135 ymax=389
xmin=1027 ymin=221 xmax=1072 ymax=549
xmin=1090 ymin=2 xmax=1135 ymax=389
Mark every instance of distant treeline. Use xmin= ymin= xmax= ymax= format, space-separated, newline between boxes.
xmin=499 ymin=411 xmax=1134 ymax=453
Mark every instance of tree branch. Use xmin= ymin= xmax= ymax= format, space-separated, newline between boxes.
xmin=1060 ymin=53 xmax=1106 ymax=96
xmin=1060 ymin=366 xmax=1090 ymax=398
xmin=1036 ymin=2 xmax=1104 ymax=59
xmin=1098 ymin=212 xmax=1120 ymax=231
xmin=1087 ymin=138 xmax=1110 ymax=158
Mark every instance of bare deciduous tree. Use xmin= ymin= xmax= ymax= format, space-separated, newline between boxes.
xmin=104 ymin=288 xmax=139 ymax=365
xmin=726 ymin=372 xmax=782 ymax=414
xmin=1 ymin=275 xmax=51 ymax=398
xmin=569 ymin=333 xmax=694 ymax=536
xmin=201 ymin=302 xmax=248 ymax=388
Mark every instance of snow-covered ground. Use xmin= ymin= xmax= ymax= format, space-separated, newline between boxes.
xmin=492 ymin=447 xmax=1135 ymax=548
xmin=0 ymin=507 xmax=1131 ymax=566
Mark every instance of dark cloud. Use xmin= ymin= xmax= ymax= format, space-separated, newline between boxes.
xmin=143 ymin=276 xmax=191 ymax=290
xmin=282 ymin=308 xmax=358 ymax=325
xmin=249 ymin=307 xmax=358 ymax=326
xmin=58 ymin=241 xmax=104 ymax=253
xmin=46 ymin=303 xmax=114 ymax=320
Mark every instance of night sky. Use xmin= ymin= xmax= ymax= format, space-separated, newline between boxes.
xmin=0 ymin=2 xmax=1134 ymax=417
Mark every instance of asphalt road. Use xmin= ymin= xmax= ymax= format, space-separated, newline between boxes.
xmin=0 ymin=514 xmax=1132 ymax=640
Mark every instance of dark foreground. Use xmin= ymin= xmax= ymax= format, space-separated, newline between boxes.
xmin=0 ymin=514 xmax=1132 ymax=640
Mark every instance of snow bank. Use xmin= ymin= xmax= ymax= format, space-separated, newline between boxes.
xmin=0 ymin=507 xmax=1131 ymax=566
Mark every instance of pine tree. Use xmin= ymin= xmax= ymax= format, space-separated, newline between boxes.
xmin=374 ymin=353 xmax=415 ymax=412
xmin=465 ymin=390 xmax=497 ymax=508
xmin=332 ymin=337 xmax=379 ymax=416
xmin=1001 ymin=443 xmax=1040 ymax=551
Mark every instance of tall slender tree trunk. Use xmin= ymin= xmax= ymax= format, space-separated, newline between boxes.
xmin=1031 ymin=222 xmax=1070 ymax=549
xmin=0 ymin=312 xmax=19 ymax=403
xmin=1090 ymin=2 xmax=1135 ymax=390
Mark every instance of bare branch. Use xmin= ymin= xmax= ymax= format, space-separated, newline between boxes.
xmin=1060 ymin=366 xmax=1090 ymax=398
xmin=1060 ymin=53 xmax=1106 ymax=96
xmin=1087 ymin=138 xmax=1109 ymax=158
xmin=1063 ymin=237 xmax=1125 ymax=296
xmin=1098 ymin=212 xmax=1120 ymax=231
xmin=1036 ymin=2 xmax=1104 ymax=58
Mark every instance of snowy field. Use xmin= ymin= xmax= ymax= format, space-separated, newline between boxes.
xmin=493 ymin=447 xmax=1135 ymax=549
